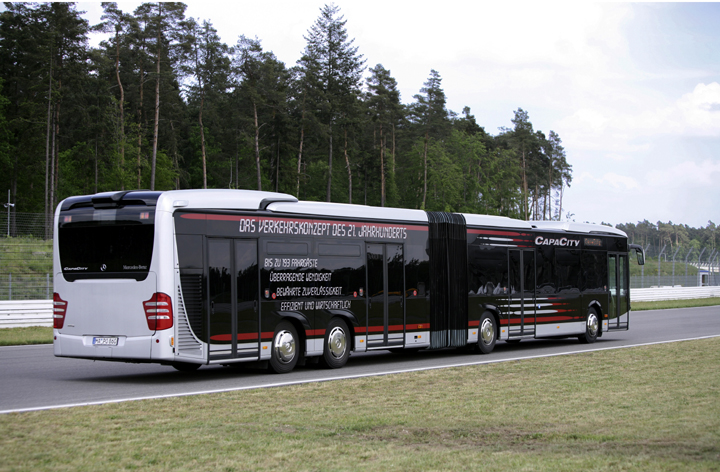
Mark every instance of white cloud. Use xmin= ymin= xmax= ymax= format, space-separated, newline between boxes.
xmin=575 ymin=171 xmax=640 ymax=190
xmin=673 ymin=82 xmax=720 ymax=134
xmin=560 ymin=81 xmax=720 ymax=142
xmin=646 ymin=159 xmax=720 ymax=188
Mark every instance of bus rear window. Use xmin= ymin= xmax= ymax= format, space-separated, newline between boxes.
xmin=58 ymin=207 xmax=155 ymax=281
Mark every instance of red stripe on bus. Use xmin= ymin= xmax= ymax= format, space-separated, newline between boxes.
xmin=405 ymin=324 xmax=429 ymax=330
xmin=209 ymin=332 xmax=260 ymax=341
xmin=206 ymin=324 xmax=434 ymax=340
xmin=500 ymin=316 xmax=576 ymax=326
xmin=305 ymin=329 xmax=326 ymax=337
xmin=356 ymin=324 xmax=429 ymax=334
xmin=467 ymin=229 xmax=531 ymax=236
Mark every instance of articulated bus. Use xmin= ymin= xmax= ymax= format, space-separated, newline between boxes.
xmin=53 ymin=189 xmax=644 ymax=373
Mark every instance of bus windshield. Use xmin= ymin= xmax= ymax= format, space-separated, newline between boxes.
xmin=58 ymin=206 xmax=155 ymax=281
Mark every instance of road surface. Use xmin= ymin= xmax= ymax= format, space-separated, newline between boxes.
xmin=1 ymin=306 xmax=718 ymax=414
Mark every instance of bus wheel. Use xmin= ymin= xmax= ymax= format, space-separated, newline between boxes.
xmin=270 ymin=321 xmax=299 ymax=374
xmin=476 ymin=312 xmax=497 ymax=354
xmin=321 ymin=318 xmax=350 ymax=369
xmin=172 ymin=362 xmax=201 ymax=372
xmin=578 ymin=309 xmax=599 ymax=344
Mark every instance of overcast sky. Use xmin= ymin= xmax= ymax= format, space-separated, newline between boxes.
xmin=77 ymin=1 xmax=720 ymax=228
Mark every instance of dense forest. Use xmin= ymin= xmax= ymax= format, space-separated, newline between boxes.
xmin=2 ymin=2 xmax=716 ymax=252
xmin=617 ymin=220 xmax=718 ymax=255
xmin=0 ymin=2 xmax=572 ymax=225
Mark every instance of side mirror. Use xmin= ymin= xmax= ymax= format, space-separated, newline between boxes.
xmin=629 ymin=244 xmax=645 ymax=265
xmin=636 ymin=250 xmax=644 ymax=266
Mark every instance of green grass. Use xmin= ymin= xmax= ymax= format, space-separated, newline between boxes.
xmin=629 ymin=257 xmax=698 ymax=277
xmin=632 ymin=297 xmax=720 ymax=311
xmin=0 ymin=236 xmax=53 ymax=274
xmin=0 ymin=338 xmax=718 ymax=471
xmin=0 ymin=326 xmax=53 ymax=346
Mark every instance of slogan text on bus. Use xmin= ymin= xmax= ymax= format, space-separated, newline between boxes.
xmin=238 ymin=218 xmax=408 ymax=240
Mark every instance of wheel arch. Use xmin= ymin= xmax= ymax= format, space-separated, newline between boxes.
xmin=326 ymin=310 xmax=358 ymax=352
xmin=481 ymin=304 xmax=501 ymax=340
xmin=277 ymin=313 xmax=308 ymax=356
xmin=586 ymin=300 xmax=603 ymax=337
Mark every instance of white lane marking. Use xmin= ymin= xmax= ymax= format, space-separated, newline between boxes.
xmin=2 ymin=334 xmax=719 ymax=415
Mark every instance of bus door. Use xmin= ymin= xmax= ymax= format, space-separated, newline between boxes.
xmin=509 ymin=249 xmax=536 ymax=337
xmin=207 ymin=238 xmax=259 ymax=360
xmin=607 ymin=253 xmax=629 ymax=330
xmin=366 ymin=243 xmax=405 ymax=348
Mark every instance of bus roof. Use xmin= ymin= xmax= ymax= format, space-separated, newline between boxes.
xmin=530 ymin=220 xmax=627 ymax=237
xmin=462 ymin=213 xmax=533 ymax=230
xmin=158 ymin=189 xmax=297 ymax=212
xmin=268 ymin=200 xmax=429 ymax=223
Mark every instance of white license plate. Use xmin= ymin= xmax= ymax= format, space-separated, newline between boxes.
xmin=92 ymin=337 xmax=118 ymax=346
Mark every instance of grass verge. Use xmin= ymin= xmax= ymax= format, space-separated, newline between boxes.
xmin=0 ymin=326 xmax=52 ymax=346
xmin=632 ymin=297 xmax=720 ymax=311
xmin=1 ymin=338 xmax=719 ymax=471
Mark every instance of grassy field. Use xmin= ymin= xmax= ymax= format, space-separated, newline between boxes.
xmin=0 ymin=326 xmax=53 ymax=346
xmin=632 ymin=297 xmax=720 ymax=311
xmin=0 ymin=338 xmax=718 ymax=471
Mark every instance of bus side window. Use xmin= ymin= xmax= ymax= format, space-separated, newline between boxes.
xmin=581 ymin=251 xmax=607 ymax=292
xmin=177 ymin=234 xmax=203 ymax=269
xmin=555 ymin=248 xmax=581 ymax=293
xmin=536 ymin=246 xmax=555 ymax=294
xmin=468 ymin=245 xmax=507 ymax=296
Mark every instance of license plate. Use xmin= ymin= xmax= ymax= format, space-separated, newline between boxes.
xmin=92 ymin=336 xmax=118 ymax=346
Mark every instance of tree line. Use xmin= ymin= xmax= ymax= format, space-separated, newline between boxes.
xmin=0 ymin=2 xmax=573 ymax=227
xmin=617 ymin=220 xmax=718 ymax=254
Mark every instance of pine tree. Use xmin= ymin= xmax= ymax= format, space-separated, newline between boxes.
xmin=182 ymin=18 xmax=230 ymax=189
xmin=134 ymin=2 xmax=186 ymax=190
xmin=366 ymin=64 xmax=402 ymax=207
xmin=298 ymin=4 xmax=365 ymax=202
xmin=410 ymin=69 xmax=450 ymax=209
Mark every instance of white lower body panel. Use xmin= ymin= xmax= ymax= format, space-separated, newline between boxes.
xmin=535 ymin=321 xmax=585 ymax=338
xmin=54 ymin=332 xmax=154 ymax=360
xmin=405 ymin=331 xmax=430 ymax=347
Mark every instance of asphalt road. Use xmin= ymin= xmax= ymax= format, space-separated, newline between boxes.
xmin=1 ymin=306 xmax=718 ymax=414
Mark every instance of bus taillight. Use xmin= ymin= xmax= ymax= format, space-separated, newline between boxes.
xmin=143 ymin=293 xmax=173 ymax=331
xmin=53 ymin=293 xmax=68 ymax=329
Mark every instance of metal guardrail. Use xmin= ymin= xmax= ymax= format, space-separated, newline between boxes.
xmin=0 ymin=300 xmax=53 ymax=328
xmin=2 ymin=287 xmax=719 ymax=329
xmin=631 ymin=286 xmax=720 ymax=302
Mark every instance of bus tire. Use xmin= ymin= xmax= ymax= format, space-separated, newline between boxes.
xmin=270 ymin=321 xmax=299 ymax=374
xmin=172 ymin=362 xmax=201 ymax=372
xmin=476 ymin=312 xmax=497 ymax=354
xmin=320 ymin=318 xmax=350 ymax=369
xmin=578 ymin=308 xmax=599 ymax=344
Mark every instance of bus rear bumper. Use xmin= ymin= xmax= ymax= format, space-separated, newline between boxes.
xmin=54 ymin=332 xmax=154 ymax=360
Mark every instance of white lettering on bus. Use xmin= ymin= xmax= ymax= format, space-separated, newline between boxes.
xmin=280 ymin=300 xmax=351 ymax=311
xmin=237 ymin=217 xmax=408 ymax=240
xmin=535 ymin=236 xmax=580 ymax=247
